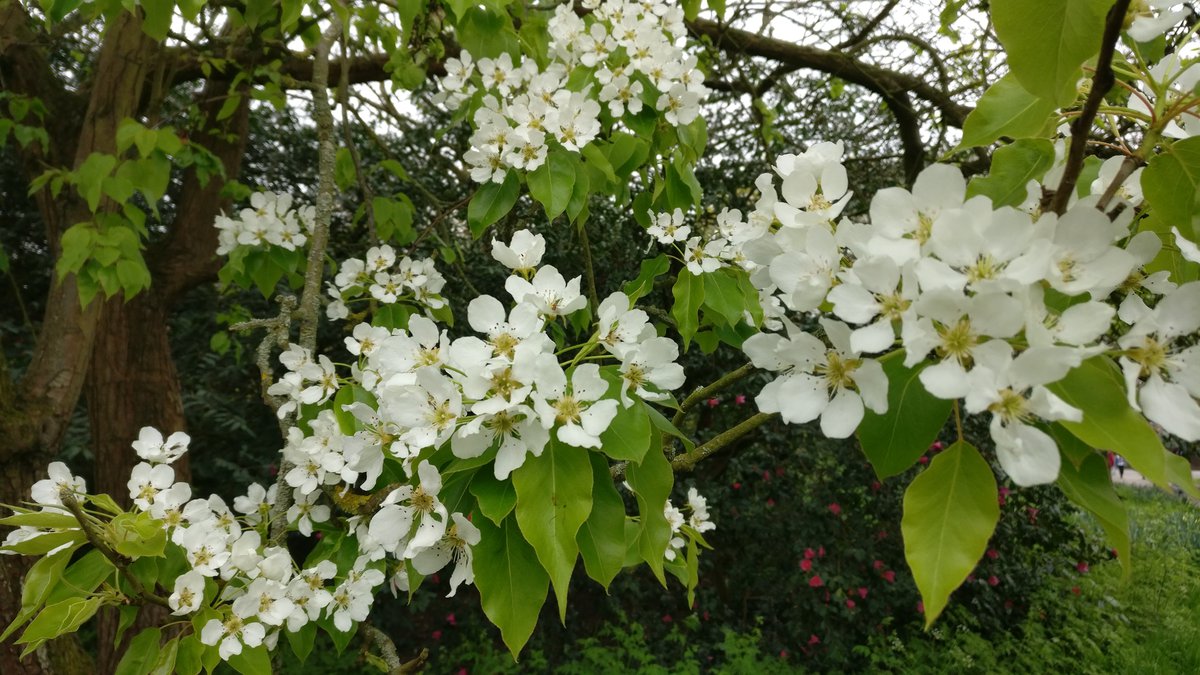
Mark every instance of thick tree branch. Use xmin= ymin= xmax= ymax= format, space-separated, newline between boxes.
xmin=671 ymin=412 xmax=777 ymax=472
xmin=686 ymin=17 xmax=972 ymax=128
xmin=1049 ymin=0 xmax=1133 ymax=215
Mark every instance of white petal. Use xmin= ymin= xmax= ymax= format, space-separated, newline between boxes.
xmin=820 ymin=389 xmax=864 ymax=438
xmin=776 ymin=374 xmax=829 ymax=424
xmin=991 ymin=420 xmax=1061 ymax=486
xmin=1140 ymin=375 xmax=1200 ymax=441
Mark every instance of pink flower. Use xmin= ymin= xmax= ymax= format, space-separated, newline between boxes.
xmin=762 ymin=470 xmax=772 ymax=482
xmin=732 ymin=481 xmax=741 ymax=490
xmin=871 ymin=480 xmax=882 ymax=492
xmin=818 ymin=546 xmax=826 ymax=557
xmin=702 ymin=611 xmax=710 ymax=621
xmin=446 ymin=613 xmax=457 ymax=626
xmin=706 ymin=397 xmax=720 ymax=408
xmin=1076 ymin=561 xmax=1089 ymax=574
xmin=808 ymin=634 xmax=821 ymax=645
xmin=931 ymin=441 xmax=945 ymax=451
xmin=735 ymin=394 xmax=747 ymax=405
xmin=1027 ymin=507 xmax=1039 ymax=524
xmin=661 ymin=614 xmax=673 ymax=623
xmin=986 ymin=548 xmax=999 ymax=560
xmin=872 ymin=559 xmax=884 ymax=570
xmin=998 ymin=486 xmax=1011 ymax=506
xmin=845 ymin=599 xmax=856 ymax=609
xmin=857 ymin=587 xmax=868 ymax=599
xmin=828 ymin=503 xmax=842 ymax=516
xmin=800 ymin=559 xmax=813 ymax=572
xmin=779 ymin=649 xmax=789 ymax=659
xmin=809 ymin=575 xmax=824 ymax=588
xmin=918 ymin=456 xmax=929 ymax=465
xmin=988 ymin=575 xmax=1000 ymax=587
xmin=805 ymin=548 xmax=817 ymax=560
xmin=917 ymin=601 xmax=925 ymax=614
xmin=432 ymin=630 xmax=443 ymax=640
xmin=883 ymin=570 xmax=896 ymax=583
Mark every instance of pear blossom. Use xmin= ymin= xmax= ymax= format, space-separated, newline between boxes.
xmin=412 ymin=512 xmax=482 ymax=597
xmin=131 ymin=426 xmax=191 ymax=464
xmin=492 ymin=230 xmax=546 ymax=273
xmin=505 ymin=265 xmax=587 ymax=317
xmin=128 ymin=462 xmax=175 ymax=512
xmin=286 ymin=490 xmax=331 ymax=536
xmin=200 ymin=614 xmax=266 ymax=660
xmin=169 ymin=570 xmax=206 ymax=615
xmin=533 ymin=363 xmax=620 ymax=448
xmin=1118 ymin=282 xmax=1200 ymax=440
xmin=647 ymin=209 xmax=691 ymax=244
xmin=30 ymin=462 xmax=86 ymax=507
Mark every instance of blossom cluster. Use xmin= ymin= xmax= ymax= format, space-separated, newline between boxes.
xmin=214 ymin=191 xmax=315 ymax=255
xmin=437 ymin=0 xmax=708 ymax=183
xmin=653 ymin=140 xmax=1198 ymax=486
xmin=323 ymin=244 xmax=449 ymax=320
xmin=663 ymin=487 xmax=716 ymax=562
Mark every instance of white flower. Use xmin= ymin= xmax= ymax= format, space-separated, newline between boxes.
xmin=128 ymin=462 xmax=175 ymax=512
xmin=647 ymin=209 xmax=691 ymax=244
xmin=411 ymin=512 xmax=482 ymax=597
xmin=233 ymin=483 xmax=276 ymax=525
xmin=505 ymin=265 xmax=587 ymax=317
xmin=131 ymin=427 xmax=191 ymax=464
xmin=1128 ymin=0 xmax=1189 ymax=41
xmin=200 ymin=615 xmax=266 ymax=660
xmin=169 ymin=570 xmax=206 ymax=615
xmin=30 ymin=462 xmax=86 ymax=507
xmin=744 ymin=319 xmax=888 ymax=438
xmin=179 ymin=525 xmax=232 ymax=577
xmin=232 ymin=578 xmax=295 ymax=627
xmin=533 ymin=363 xmax=620 ymax=448
xmin=684 ymin=236 xmax=725 ymax=275
xmin=618 ymin=337 xmax=685 ymax=405
xmin=1118 ymin=281 xmax=1200 ymax=441
xmin=492 ymin=230 xmax=547 ymax=273
xmin=686 ymin=487 xmax=715 ymax=533
xmin=286 ymin=490 xmax=330 ymax=537
xmin=367 ymin=461 xmax=448 ymax=558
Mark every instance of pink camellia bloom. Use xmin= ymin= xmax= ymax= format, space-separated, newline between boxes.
xmin=828 ymin=502 xmax=842 ymax=515
xmin=857 ymin=587 xmax=868 ymax=599
xmin=1076 ymin=561 xmax=1089 ymax=574
xmin=800 ymin=559 xmax=813 ymax=572
xmin=883 ymin=570 xmax=896 ymax=583
xmin=988 ymin=575 xmax=1000 ymax=586
xmin=846 ymin=599 xmax=856 ymax=609
xmin=805 ymin=548 xmax=817 ymax=560
xmin=809 ymin=575 xmax=824 ymax=588
xmin=987 ymin=549 xmax=999 ymax=560
xmin=735 ymin=394 xmax=747 ymax=405
xmin=706 ymin=397 xmax=720 ymax=408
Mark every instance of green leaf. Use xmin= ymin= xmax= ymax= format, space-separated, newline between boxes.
xmin=527 ymin=151 xmax=577 ymax=220
xmin=671 ymin=270 xmax=704 ymax=348
xmin=18 ymin=597 xmax=103 ymax=652
xmin=606 ymin=132 xmax=650 ymax=179
xmin=174 ymin=635 xmax=206 ymax=675
xmin=702 ymin=269 xmax=747 ymax=327
xmin=140 ymin=0 xmax=174 ymax=40
xmin=228 ymin=645 xmax=272 ymax=675
xmin=0 ymin=543 xmax=79 ymax=643
xmin=1 ymin=529 xmax=83 ymax=555
xmin=644 ymin=404 xmax=695 ymax=453
xmin=109 ymin=511 xmax=167 ymax=558
xmin=577 ymin=452 xmax=628 ymax=590
xmin=991 ymin=0 xmax=1109 ymax=105
xmin=1165 ymin=451 xmax=1200 ymax=500
xmin=512 ymin=439 xmax=593 ymax=621
xmin=470 ymin=470 xmax=517 ymax=525
xmin=467 ymin=172 xmax=520 ymax=238
xmin=625 ymin=446 xmax=673 ymax=584
xmin=334 ymin=146 xmax=356 ymax=192
xmin=115 ymin=628 xmax=162 ymax=675
xmin=957 ymin=74 xmax=1057 ymax=148
xmin=0 ymin=510 xmax=78 ymax=529
xmin=1047 ymin=357 xmax=1169 ymax=489
xmin=1142 ymin=136 xmax=1200 ymax=242
xmin=966 ymin=138 xmax=1055 ymax=206
xmin=46 ymin=549 xmax=116 ymax=605
xmin=623 ymin=254 xmax=670 ymax=302
xmin=1053 ymin=433 xmax=1131 ymax=578
xmin=74 ymin=153 xmax=118 ymax=212
xmin=456 ymin=7 xmax=519 ymax=59
xmin=116 ymin=156 xmax=172 ymax=204
xmin=474 ymin=516 xmax=549 ymax=659
xmin=285 ymin=621 xmax=318 ymax=663
xmin=858 ymin=354 xmax=953 ymax=479
xmin=598 ymin=398 xmax=652 ymax=463
xmin=1139 ymin=214 xmax=1200 ymax=284
xmin=902 ymin=441 xmax=999 ymax=628
xmin=149 ymin=637 xmax=179 ymax=675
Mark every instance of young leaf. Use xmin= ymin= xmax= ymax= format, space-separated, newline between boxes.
xmin=1047 ymin=356 xmax=1169 ymax=489
xmin=902 ymin=441 xmax=999 ymax=628
xmin=991 ymin=0 xmax=1108 ymax=106
xmin=577 ymin=452 xmax=628 ymax=590
xmin=1142 ymin=136 xmax=1200 ymax=243
xmin=857 ymin=354 xmax=952 ymax=480
xmin=957 ymin=74 xmax=1057 ymax=149
xmin=598 ymin=398 xmax=652 ymax=463
xmin=671 ymin=270 xmax=704 ymax=348
xmin=512 ymin=439 xmax=594 ymax=621
xmin=1053 ymin=434 xmax=1131 ymax=578
xmin=114 ymin=628 xmax=162 ymax=675
xmin=473 ymin=516 xmax=550 ymax=659
xmin=527 ymin=150 xmax=577 ymax=220
xmin=625 ymin=445 xmax=674 ymax=584
xmin=966 ymin=138 xmax=1055 ymax=206
xmin=467 ymin=172 xmax=520 ymax=238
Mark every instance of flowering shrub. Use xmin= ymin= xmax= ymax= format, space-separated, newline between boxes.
xmin=3 ymin=0 xmax=1200 ymax=672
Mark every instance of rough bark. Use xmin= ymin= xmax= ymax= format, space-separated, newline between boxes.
xmin=0 ymin=8 xmax=161 ymax=673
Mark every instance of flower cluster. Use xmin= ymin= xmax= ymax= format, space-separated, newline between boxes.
xmin=686 ymin=141 xmax=1200 ymax=486
xmin=214 ymin=192 xmax=315 ymax=255
xmin=324 ymin=244 xmax=449 ymax=321
xmin=437 ymin=0 xmax=708 ymax=183
xmin=663 ymin=487 xmax=715 ymax=562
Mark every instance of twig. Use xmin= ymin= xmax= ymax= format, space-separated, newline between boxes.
xmin=671 ymin=363 xmax=755 ymax=428
xmin=60 ymin=490 xmax=170 ymax=608
xmin=1048 ymin=0 xmax=1134 ymax=216
xmin=362 ymin=623 xmax=429 ymax=674
xmin=671 ymin=412 xmax=777 ymax=472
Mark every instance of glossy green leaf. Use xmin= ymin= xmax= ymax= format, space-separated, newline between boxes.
xmin=1139 ymin=214 xmax=1200 ymax=284
xmin=228 ymin=644 xmax=272 ymax=675
xmin=527 ymin=150 xmax=577 ymax=220
xmin=110 ymin=511 xmax=167 ymax=558
xmin=149 ymin=637 xmax=179 ymax=675
xmin=606 ymin=132 xmax=650 ymax=179
xmin=622 ymin=254 xmax=670 ymax=302
xmin=46 ymin=549 xmax=115 ymax=605
xmin=966 ymin=138 xmax=1055 ymax=206
xmin=0 ymin=543 xmax=79 ymax=643
xmin=702 ymin=269 xmax=747 ymax=327
xmin=1053 ymin=433 xmax=1131 ymax=578
xmin=115 ymin=628 xmax=162 ymax=675
xmin=285 ymin=620 xmax=317 ymax=663
xmin=598 ymin=398 xmax=652 ymax=463
xmin=1 ymin=529 xmax=83 ymax=555
xmin=470 ymin=470 xmax=517 ymax=525
xmin=467 ymin=172 xmax=520 ymax=238
xmin=577 ymin=452 xmax=628 ymax=590
xmin=991 ymin=0 xmax=1108 ymax=105
xmin=474 ymin=516 xmax=550 ymax=659
xmin=1165 ymin=451 xmax=1200 ymax=499
xmin=1047 ymin=357 xmax=1169 ymax=489
xmin=74 ymin=152 xmax=118 ymax=212
xmin=513 ymin=439 xmax=593 ymax=621
xmin=671 ymin=270 xmax=704 ymax=348
xmin=958 ymin=74 xmax=1057 ymax=148
xmin=858 ymin=354 xmax=952 ymax=479
xmin=0 ymin=510 xmax=78 ymax=529
xmin=18 ymin=597 xmax=103 ymax=652
xmin=902 ymin=441 xmax=998 ymax=628
xmin=625 ymin=445 xmax=673 ymax=584
xmin=174 ymin=635 xmax=206 ymax=675
xmin=1142 ymin=136 xmax=1200 ymax=243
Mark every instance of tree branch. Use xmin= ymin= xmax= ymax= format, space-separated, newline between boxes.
xmin=671 ymin=412 xmax=777 ymax=472
xmin=60 ymin=490 xmax=170 ymax=608
xmin=1049 ymin=0 xmax=1133 ymax=215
